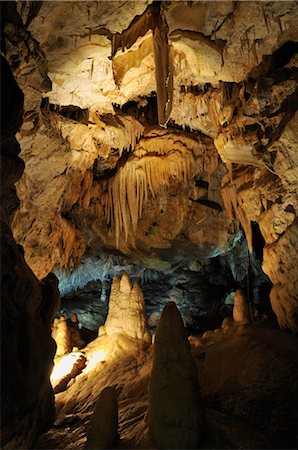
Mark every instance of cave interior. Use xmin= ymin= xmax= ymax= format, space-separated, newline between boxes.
xmin=1 ymin=1 xmax=298 ymax=449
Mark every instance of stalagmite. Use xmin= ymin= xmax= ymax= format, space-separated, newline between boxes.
xmin=68 ymin=313 xmax=85 ymax=349
xmin=85 ymin=386 xmax=118 ymax=450
xmin=148 ymin=302 xmax=206 ymax=449
xmin=233 ymin=289 xmax=251 ymax=324
xmin=52 ymin=316 xmax=72 ymax=357
xmin=99 ymin=272 xmax=151 ymax=345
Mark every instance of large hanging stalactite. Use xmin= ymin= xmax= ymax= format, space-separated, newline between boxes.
xmin=103 ymin=129 xmax=208 ymax=247
xmin=152 ymin=4 xmax=173 ymax=126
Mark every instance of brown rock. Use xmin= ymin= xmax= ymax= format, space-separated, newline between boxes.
xmin=263 ymin=222 xmax=298 ymax=333
xmin=233 ymin=289 xmax=251 ymax=324
xmin=148 ymin=302 xmax=206 ymax=449
xmin=85 ymin=386 xmax=118 ymax=449
xmin=1 ymin=56 xmax=56 ymax=448
xmin=68 ymin=313 xmax=85 ymax=349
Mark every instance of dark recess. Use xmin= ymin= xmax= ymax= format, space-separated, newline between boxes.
xmin=252 ymin=222 xmax=265 ymax=263
xmin=113 ymin=96 xmax=158 ymax=125
xmin=270 ymin=41 xmax=298 ymax=70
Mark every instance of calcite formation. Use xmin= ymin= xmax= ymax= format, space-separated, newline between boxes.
xmin=52 ymin=316 xmax=72 ymax=357
xmin=2 ymin=0 xmax=298 ymax=336
xmin=263 ymin=222 xmax=298 ymax=333
xmin=99 ymin=272 xmax=151 ymax=345
xmin=148 ymin=302 xmax=205 ymax=449
xmin=52 ymin=313 xmax=85 ymax=358
xmin=233 ymin=289 xmax=251 ymax=324
xmin=68 ymin=313 xmax=85 ymax=350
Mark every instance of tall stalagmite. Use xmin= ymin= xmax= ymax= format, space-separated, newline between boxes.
xmin=148 ymin=302 xmax=206 ymax=449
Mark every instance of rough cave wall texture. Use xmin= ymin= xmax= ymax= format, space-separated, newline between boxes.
xmin=0 ymin=55 xmax=59 ymax=447
xmin=2 ymin=1 xmax=298 ymax=332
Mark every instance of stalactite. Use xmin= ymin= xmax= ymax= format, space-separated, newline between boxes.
xmin=153 ymin=9 xmax=173 ymax=126
xmin=221 ymin=178 xmax=253 ymax=253
xmin=103 ymin=132 xmax=198 ymax=247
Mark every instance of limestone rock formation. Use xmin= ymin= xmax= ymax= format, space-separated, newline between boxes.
xmin=50 ymin=352 xmax=86 ymax=394
xmin=83 ymin=273 xmax=151 ymax=367
xmin=233 ymin=289 xmax=251 ymax=324
xmin=148 ymin=302 xmax=206 ymax=449
xmin=68 ymin=313 xmax=85 ymax=349
xmin=52 ymin=316 xmax=72 ymax=357
xmin=2 ymin=1 xmax=298 ymax=334
xmin=85 ymin=386 xmax=118 ymax=450
xmin=0 ymin=56 xmax=57 ymax=448
xmin=99 ymin=272 xmax=151 ymax=345
xmin=263 ymin=222 xmax=298 ymax=333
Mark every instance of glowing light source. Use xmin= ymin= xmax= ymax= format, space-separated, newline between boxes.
xmin=50 ymin=353 xmax=83 ymax=386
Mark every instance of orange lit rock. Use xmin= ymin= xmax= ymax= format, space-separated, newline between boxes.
xmin=233 ymin=289 xmax=251 ymax=325
xmin=263 ymin=223 xmax=298 ymax=333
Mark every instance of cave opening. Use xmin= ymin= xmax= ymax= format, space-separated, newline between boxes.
xmin=1 ymin=1 xmax=298 ymax=450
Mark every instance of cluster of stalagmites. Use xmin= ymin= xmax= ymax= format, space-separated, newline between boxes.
xmin=84 ymin=278 xmax=206 ymax=449
xmin=49 ymin=274 xmax=255 ymax=449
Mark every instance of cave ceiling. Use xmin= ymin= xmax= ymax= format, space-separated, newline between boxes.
xmin=2 ymin=1 xmax=298 ymax=331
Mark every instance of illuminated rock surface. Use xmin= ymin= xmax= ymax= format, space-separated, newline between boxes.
xmin=1 ymin=1 xmax=298 ymax=448
xmin=99 ymin=272 xmax=151 ymax=344
xmin=52 ymin=316 xmax=72 ymax=357
xmin=3 ymin=0 xmax=297 ymax=332
xmin=34 ymin=320 xmax=298 ymax=450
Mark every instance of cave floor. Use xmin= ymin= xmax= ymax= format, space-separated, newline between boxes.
xmin=35 ymin=321 xmax=298 ymax=450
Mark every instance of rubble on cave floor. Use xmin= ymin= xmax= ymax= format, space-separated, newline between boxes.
xmin=35 ymin=318 xmax=298 ymax=450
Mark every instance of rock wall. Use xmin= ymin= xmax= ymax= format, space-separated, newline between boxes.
xmin=0 ymin=56 xmax=58 ymax=448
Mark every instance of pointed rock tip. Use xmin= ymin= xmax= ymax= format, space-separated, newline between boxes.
xmin=120 ymin=271 xmax=132 ymax=293
xmin=156 ymin=301 xmax=185 ymax=336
